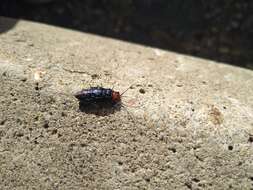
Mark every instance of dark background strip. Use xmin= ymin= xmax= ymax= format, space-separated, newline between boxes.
xmin=1 ymin=0 xmax=253 ymax=69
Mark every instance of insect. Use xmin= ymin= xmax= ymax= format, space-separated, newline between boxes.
xmin=74 ymin=86 xmax=131 ymax=107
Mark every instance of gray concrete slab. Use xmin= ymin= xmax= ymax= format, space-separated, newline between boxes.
xmin=0 ymin=17 xmax=253 ymax=189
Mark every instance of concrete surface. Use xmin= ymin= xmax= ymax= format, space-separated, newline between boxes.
xmin=0 ymin=17 xmax=253 ymax=189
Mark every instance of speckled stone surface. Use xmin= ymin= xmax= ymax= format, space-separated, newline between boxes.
xmin=0 ymin=17 xmax=253 ymax=190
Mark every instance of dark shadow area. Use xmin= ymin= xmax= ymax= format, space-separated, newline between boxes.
xmin=1 ymin=0 xmax=253 ymax=69
xmin=78 ymin=101 xmax=121 ymax=116
xmin=0 ymin=16 xmax=17 ymax=33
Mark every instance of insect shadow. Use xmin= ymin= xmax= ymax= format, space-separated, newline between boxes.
xmin=78 ymin=101 xmax=121 ymax=116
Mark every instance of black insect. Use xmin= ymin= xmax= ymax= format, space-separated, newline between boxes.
xmin=74 ymin=86 xmax=131 ymax=115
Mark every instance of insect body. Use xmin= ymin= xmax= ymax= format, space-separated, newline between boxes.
xmin=74 ymin=87 xmax=121 ymax=105
xmin=75 ymin=85 xmax=134 ymax=116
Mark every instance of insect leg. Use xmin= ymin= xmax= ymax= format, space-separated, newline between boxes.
xmin=120 ymin=104 xmax=136 ymax=124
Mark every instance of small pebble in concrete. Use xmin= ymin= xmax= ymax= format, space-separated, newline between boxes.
xmin=228 ymin=145 xmax=233 ymax=150
xmin=91 ymin=74 xmax=99 ymax=79
xmin=0 ymin=120 xmax=6 ymax=125
xmin=35 ymin=82 xmax=39 ymax=91
xmin=139 ymin=88 xmax=145 ymax=94
xmin=51 ymin=129 xmax=57 ymax=135
xmin=248 ymin=135 xmax=253 ymax=143
xmin=168 ymin=147 xmax=177 ymax=153
xmin=43 ymin=121 xmax=49 ymax=129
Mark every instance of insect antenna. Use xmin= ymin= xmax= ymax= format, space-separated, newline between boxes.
xmin=120 ymin=85 xmax=133 ymax=96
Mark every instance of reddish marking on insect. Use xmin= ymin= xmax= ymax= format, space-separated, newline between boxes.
xmin=112 ymin=91 xmax=121 ymax=103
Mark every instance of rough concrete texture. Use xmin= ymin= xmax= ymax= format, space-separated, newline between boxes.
xmin=0 ymin=17 xmax=253 ymax=190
